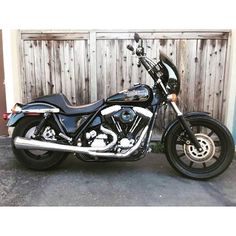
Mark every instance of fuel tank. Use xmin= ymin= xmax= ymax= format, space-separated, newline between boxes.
xmin=106 ymin=84 xmax=153 ymax=105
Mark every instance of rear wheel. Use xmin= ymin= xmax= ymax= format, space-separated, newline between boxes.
xmin=12 ymin=117 xmax=68 ymax=170
xmin=164 ymin=116 xmax=235 ymax=179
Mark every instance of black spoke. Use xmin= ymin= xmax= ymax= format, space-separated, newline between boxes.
xmin=213 ymin=155 xmax=219 ymax=161
xmin=207 ymin=130 xmax=214 ymax=137
xmin=196 ymin=126 xmax=201 ymax=133
xmin=202 ymin=162 xmax=207 ymax=168
xmin=189 ymin=161 xmax=194 ymax=167
xmin=214 ymin=141 xmax=221 ymax=147
xmin=176 ymin=141 xmax=184 ymax=145
xmin=178 ymin=153 xmax=185 ymax=158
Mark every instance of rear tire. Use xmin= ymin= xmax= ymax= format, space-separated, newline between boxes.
xmin=164 ymin=116 xmax=235 ymax=179
xmin=12 ymin=117 xmax=68 ymax=170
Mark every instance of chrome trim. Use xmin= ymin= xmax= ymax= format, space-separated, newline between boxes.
xmin=157 ymin=79 xmax=168 ymax=95
xmin=13 ymin=104 xmax=22 ymax=113
xmin=133 ymin=107 xmax=153 ymax=118
xmin=21 ymin=103 xmax=61 ymax=113
xmin=101 ymin=105 xmax=121 ymax=116
xmin=22 ymin=108 xmax=60 ymax=113
xmin=171 ymin=102 xmax=183 ymax=116
xmin=58 ymin=133 xmax=72 ymax=142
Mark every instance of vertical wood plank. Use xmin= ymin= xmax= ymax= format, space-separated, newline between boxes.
xmin=89 ymin=31 xmax=97 ymax=102
xmin=116 ymin=39 xmax=123 ymax=92
xmin=185 ymin=40 xmax=197 ymax=112
xmin=23 ymin=41 xmax=34 ymax=102
xmin=69 ymin=40 xmax=76 ymax=104
xmin=96 ymin=39 xmax=106 ymax=100
xmin=204 ymin=39 xmax=217 ymax=115
xmin=74 ymin=39 xmax=90 ymax=105
xmin=74 ymin=40 xmax=83 ymax=104
xmin=126 ymin=39 xmax=132 ymax=89
xmin=194 ymin=39 xmax=208 ymax=112
xmin=54 ymin=40 xmax=62 ymax=94
xmin=217 ymin=40 xmax=227 ymax=121
xmin=59 ymin=41 xmax=66 ymax=96
xmin=33 ymin=40 xmax=43 ymax=97
xmin=221 ymin=39 xmax=230 ymax=122
xmin=121 ymin=40 xmax=129 ymax=89
xmin=84 ymin=39 xmax=90 ymax=104
xmin=20 ymin=40 xmax=27 ymax=103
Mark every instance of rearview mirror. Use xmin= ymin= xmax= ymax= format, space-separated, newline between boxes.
xmin=134 ymin=33 xmax=141 ymax=43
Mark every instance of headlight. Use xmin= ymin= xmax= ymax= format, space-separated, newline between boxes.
xmin=167 ymin=78 xmax=180 ymax=95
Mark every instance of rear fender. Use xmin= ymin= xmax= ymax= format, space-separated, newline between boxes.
xmin=161 ymin=112 xmax=210 ymax=143
xmin=7 ymin=102 xmax=60 ymax=127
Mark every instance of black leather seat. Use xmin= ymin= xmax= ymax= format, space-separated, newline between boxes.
xmin=33 ymin=93 xmax=104 ymax=115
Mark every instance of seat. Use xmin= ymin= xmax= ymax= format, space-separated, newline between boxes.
xmin=33 ymin=93 xmax=104 ymax=115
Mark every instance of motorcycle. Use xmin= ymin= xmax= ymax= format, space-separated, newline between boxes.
xmin=5 ymin=33 xmax=235 ymax=179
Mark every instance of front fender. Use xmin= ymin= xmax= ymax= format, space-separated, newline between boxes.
xmin=161 ymin=112 xmax=210 ymax=143
xmin=7 ymin=102 xmax=60 ymax=127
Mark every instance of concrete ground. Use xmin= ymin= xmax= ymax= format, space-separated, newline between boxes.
xmin=0 ymin=137 xmax=236 ymax=206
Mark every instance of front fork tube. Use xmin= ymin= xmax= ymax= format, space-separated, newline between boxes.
xmin=144 ymin=105 xmax=159 ymax=152
xmin=170 ymin=102 xmax=202 ymax=151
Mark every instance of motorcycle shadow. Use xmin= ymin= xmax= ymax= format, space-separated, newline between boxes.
xmin=53 ymin=153 xmax=177 ymax=176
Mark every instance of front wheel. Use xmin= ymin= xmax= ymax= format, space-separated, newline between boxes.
xmin=164 ymin=116 xmax=235 ymax=179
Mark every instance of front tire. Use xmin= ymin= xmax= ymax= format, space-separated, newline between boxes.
xmin=164 ymin=116 xmax=235 ymax=179
xmin=12 ymin=117 xmax=68 ymax=170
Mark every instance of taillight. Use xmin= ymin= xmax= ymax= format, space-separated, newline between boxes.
xmin=3 ymin=113 xmax=11 ymax=121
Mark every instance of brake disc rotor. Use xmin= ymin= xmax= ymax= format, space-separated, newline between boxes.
xmin=25 ymin=126 xmax=56 ymax=156
xmin=183 ymin=133 xmax=215 ymax=163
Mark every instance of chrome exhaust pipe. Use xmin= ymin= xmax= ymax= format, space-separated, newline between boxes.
xmin=14 ymin=125 xmax=117 ymax=154
xmin=14 ymin=137 xmax=83 ymax=153
xmin=14 ymin=126 xmax=148 ymax=158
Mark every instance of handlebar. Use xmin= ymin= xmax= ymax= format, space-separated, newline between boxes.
xmin=127 ymin=33 xmax=144 ymax=56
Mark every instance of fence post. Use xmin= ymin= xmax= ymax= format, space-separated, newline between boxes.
xmin=89 ymin=31 xmax=97 ymax=102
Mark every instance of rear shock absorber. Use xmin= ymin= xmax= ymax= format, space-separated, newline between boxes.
xmin=33 ymin=112 xmax=51 ymax=137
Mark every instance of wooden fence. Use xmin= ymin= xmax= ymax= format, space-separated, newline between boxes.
xmin=19 ymin=30 xmax=230 ymax=130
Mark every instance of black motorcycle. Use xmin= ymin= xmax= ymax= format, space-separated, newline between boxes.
xmin=6 ymin=33 xmax=235 ymax=179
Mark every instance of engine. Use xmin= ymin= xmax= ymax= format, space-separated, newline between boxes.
xmin=83 ymin=105 xmax=153 ymax=154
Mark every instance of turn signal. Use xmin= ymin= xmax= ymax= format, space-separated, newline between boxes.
xmin=167 ymin=94 xmax=178 ymax=103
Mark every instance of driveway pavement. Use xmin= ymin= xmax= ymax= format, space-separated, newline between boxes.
xmin=0 ymin=137 xmax=236 ymax=206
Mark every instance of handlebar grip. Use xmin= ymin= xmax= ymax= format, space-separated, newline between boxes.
xmin=127 ymin=44 xmax=134 ymax=51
